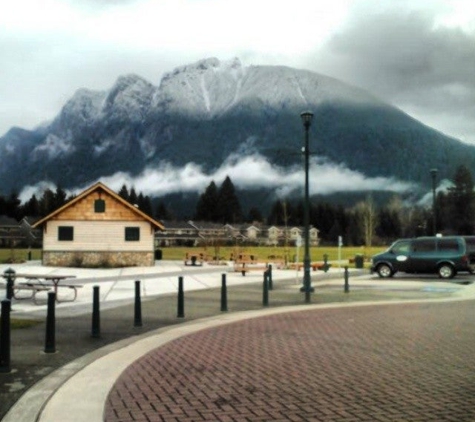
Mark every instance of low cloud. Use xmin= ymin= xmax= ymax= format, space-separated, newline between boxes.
xmin=313 ymin=6 xmax=475 ymax=142
xmin=99 ymin=153 xmax=416 ymax=198
xmin=19 ymin=152 xmax=416 ymax=202
xmin=417 ymin=178 xmax=453 ymax=206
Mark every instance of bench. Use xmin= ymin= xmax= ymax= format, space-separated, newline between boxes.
xmin=234 ymin=262 xmax=269 ymax=276
xmin=16 ymin=281 xmax=83 ymax=303
xmin=44 ymin=283 xmax=84 ymax=302
xmin=14 ymin=284 xmax=52 ymax=304
xmin=184 ymin=252 xmax=205 ymax=266
xmin=289 ymin=263 xmax=332 ymax=271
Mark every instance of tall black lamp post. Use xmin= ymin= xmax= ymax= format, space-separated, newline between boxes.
xmin=430 ymin=168 xmax=438 ymax=235
xmin=300 ymin=111 xmax=314 ymax=303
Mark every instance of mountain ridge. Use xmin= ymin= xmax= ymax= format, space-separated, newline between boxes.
xmin=0 ymin=57 xmax=474 ymax=205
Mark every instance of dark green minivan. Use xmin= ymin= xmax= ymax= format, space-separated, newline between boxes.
xmin=371 ymin=236 xmax=475 ymax=279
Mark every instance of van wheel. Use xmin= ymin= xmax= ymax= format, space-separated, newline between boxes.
xmin=438 ymin=264 xmax=455 ymax=279
xmin=376 ymin=264 xmax=393 ymax=278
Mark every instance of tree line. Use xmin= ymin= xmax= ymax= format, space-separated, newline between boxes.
xmin=1 ymin=165 xmax=474 ymax=246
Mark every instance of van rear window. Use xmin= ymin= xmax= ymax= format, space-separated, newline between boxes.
xmin=438 ymin=239 xmax=459 ymax=251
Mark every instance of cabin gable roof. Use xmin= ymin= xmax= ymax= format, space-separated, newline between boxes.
xmin=32 ymin=182 xmax=164 ymax=230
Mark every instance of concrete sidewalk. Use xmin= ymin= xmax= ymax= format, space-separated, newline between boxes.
xmin=3 ymin=260 xmax=336 ymax=316
xmin=2 ymin=261 xmax=475 ymax=421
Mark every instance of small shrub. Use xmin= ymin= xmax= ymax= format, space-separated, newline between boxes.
xmin=71 ymin=253 xmax=84 ymax=268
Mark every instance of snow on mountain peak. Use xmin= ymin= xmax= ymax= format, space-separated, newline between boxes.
xmin=59 ymin=88 xmax=106 ymax=123
xmin=166 ymin=57 xmax=241 ymax=75
xmin=155 ymin=57 xmax=247 ymax=117
xmin=153 ymin=57 xmax=380 ymax=119
xmin=101 ymin=74 xmax=155 ymax=121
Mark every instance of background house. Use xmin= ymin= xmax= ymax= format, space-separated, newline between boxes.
xmin=155 ymin=220 xmax=199 ymax=247
xmin=33 ymin=182 xmax=164 ymax=267
xmin=0 ymin=216 xmax=43 ymax=248
xmin=155 ymin=222 xmax=319 ymax=247
xmin=0 ymin=216 xmax=23 ymax=247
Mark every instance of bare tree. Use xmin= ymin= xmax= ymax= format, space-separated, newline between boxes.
xmin=355 ymin=195 xmax=377 ymax=247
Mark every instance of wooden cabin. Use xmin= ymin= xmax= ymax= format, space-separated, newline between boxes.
xmin=32 ymin=182 xmax=164 ymax=267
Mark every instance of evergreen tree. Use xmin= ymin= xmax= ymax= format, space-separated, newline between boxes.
xmin=22 ymin=194 xmax=40 ymax=217
xmin=346 ymin=209 xmax=363 ymax=245
xmin=6 ymin=191 xmax=21 ymax=219
xmin=312 ymin=203 xmax=336 ymax=240
xmin=435 ymin=191 xmax=450 ymax=234
xmin=447 ymin=165 xmax=475 ymax=234
xmin=325 ymin=205 xmax=348 ymax=244
xmin=53 ymin=185 xmax=68 ymax=210
xmin=155 ymin=201 xmax=172 ymax=221
xmin=39 ymin=189 xmax=56 ymax=216
xmin=195 ymin=181 xmax=219 ymax=221
xmin=267 ymin=200 xmax=285 ymax=225
xmin=294 ymin=201 xmax=304 ymax=226
xmin=118 ymin=184 xmax=129 ymax=201
xmin=129 ymin=188 xmax=138 ymax=206
xmin=377 ymin=204 xmax=402 ymax=241
xmin=217 ymin=176 xmax=242 ymax=223
xmin=247 ymin=207 xmax=263 ymax=223
xmin=134 ymin=193 xmax=153 ymax=216
xmin=0 ymin=195 xmax=6 ymax=215
xmin=405 ymin=206 xmax=431 ymax=237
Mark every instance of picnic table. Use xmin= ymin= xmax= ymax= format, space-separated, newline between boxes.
xmin=13 ymin=274 xmax=82 ymax=304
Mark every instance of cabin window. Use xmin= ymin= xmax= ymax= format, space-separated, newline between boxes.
xmin=58 ymin=226 xmax=74 ymax=241
xmin=125 ymin=227 xmax=140 ymax=241
xmin=94 ymin=199 xmax=106 ymax=213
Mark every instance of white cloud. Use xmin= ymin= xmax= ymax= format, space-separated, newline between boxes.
xmin=19 ymin=152 xmax=415 ymax=202
xmin=1 ymin=0 xmax=474 ymax=142
xmin=417 ymin=178 xmax=453 ymax=206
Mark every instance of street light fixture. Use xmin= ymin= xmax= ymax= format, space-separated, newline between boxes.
xmin=300 ymin=111 xmax=314 ymax=303
xmin=430 ymin=168 xmax=438 ymax=235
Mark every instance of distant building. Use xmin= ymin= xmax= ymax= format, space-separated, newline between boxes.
xmin=19 ymin=216 xmax=42 ymax=247
xmin=155 ymin=221 xmax=319 ymax=247
xmin=33 ymin=182 xmax=164 ymax=267
xmin=0 ymin=216 xmax=23 ymax=247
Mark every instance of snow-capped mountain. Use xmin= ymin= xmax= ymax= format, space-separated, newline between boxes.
xmin=1 ymin=57 xmax=475 ymax=202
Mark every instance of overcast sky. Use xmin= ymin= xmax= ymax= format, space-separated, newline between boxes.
xmin=1 ymin=0 xmax=474 ymax=144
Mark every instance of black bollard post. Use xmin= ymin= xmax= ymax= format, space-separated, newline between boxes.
xmin=263 ymin=270 xmax=269 ymax=307
xmin=323 ymin=254 xmax=329 ymax=273
xmin=177 ymin=276 xmax=185 ymax=318
xmin=0 ymin=299 xmax=11 ymax=373
xmin=134 ymin=280 xmax=142 ymax=327
xmin=221 ymin=273 xmax=228 ymax=312
xmin=344 ymin=266 xmax=349 ymax=293
xmin=44 ymin=292 xmax=56 ymax=354
xmin=268 ymin=264 xmax=273 ymax=290
xmin=91 ymin=286 xmax=100 ymax=338
xmin=3 ymin=268 xmax=16 ymax=300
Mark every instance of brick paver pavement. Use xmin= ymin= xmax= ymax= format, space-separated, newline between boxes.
xmin=105 ymin=301 xmax=475 ymax=421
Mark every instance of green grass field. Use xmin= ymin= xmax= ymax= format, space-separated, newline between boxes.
xmin=0 ymin=246 xmax=387 ymax=265
xmin=0 ymin=248 xmax=42 ymax=263
xmin=158 ymin=245 xmax=386 ymax=262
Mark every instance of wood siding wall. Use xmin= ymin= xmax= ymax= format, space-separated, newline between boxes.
xmin=43 ymin=220 xmax=154 ymax=252
xmin=54 ymin=190 xmax=139 ymax=221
